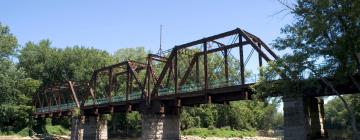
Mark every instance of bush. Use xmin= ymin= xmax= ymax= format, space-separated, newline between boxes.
xmin=16 ymin=127 xmax=30 ymax=137
xmin=45 ymin=124 xmax=70 ymax=135
xmin=181 ymin=127 xmax=256 ymax=138
xmin=0 ymin=104 xmax=33 ymax=132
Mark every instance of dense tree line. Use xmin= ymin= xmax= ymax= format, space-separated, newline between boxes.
xmin=325 ymin=95 xmax=360 ymax=130
xmin=0 ymin=23 xmax=39 ymax=133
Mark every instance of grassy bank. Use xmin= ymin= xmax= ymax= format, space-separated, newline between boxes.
xmin=0 ymin=127 xmax=32 ymax=137
xmin=181 ymin=127 xmax=256 ymax=138
xmin=45 ymin=124 xmax=70 ymax=136
xmin=0 ymin=124 xmax=69 ymax=137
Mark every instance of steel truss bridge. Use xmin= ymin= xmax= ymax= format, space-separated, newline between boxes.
xmin=33 ymin=28 xmax=359 ymax=117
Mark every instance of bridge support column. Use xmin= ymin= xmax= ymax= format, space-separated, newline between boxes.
xmin=71 ymin=116 xmax=84 ymax=140
xmin=141 ymin=113 xmax=180 ymax=140
xmin=283 ymin=96 xmax=326 ymax=140
xmin=97 ymin=116 xmax=108 ymax=140
xmin=82 ymin=116 xmax=108 ymax=140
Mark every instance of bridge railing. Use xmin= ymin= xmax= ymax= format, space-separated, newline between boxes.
xmin=35 ymin=91 xmax=144 ymax=113
xmin=157 ymin=74 xmax=262 ymax=96
xmin=35 ymin=74 xmax=266 ymax=113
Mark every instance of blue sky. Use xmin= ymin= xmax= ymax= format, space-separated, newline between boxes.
xmin=3 ymin=0 xmax=335 ymax=110
xmin=1 ymin=0 xmax=293 ymax=54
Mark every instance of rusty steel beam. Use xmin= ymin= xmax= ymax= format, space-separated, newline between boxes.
xmin=126 ymin=65 xmax=130 ymax=101
xmin=149 ymin=54 xmax=168 ymax=61
xmin=128 ymin=62 xmax=147 ymax=99
xmin=151 ymin=49 xmax=177 ymax=96
xmin=238 ymin=29 xmax=271 ymax=62
xmin=108 ymin=69 xmax=113 ymax=103
xmin=224 ymin=48 xmax=229 ymax=84
xmin=174 ymin=51 xmax=178 ymax=94
xmin=176 ymin=28 xmax=239 ymax=50
xmin=179 ymin=55 xmax=198 ymax=86
xmin=196 ymin=57 xmax=200 ymax=83
xmin=239 ymin=35 xmax=245 ymax=84
xmin=243 ymin=30 xmax=279 ymax=60
xmin=68 ymin=81 xmax=80 ymax=108
xmin=204 ymin=42 xmax=208 ymax=90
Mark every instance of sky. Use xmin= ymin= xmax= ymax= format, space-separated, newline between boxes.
xmin=1 ymin=0 xmax=294 ymax=54
xmin=2 ymin=0 xmax=334 ymax=111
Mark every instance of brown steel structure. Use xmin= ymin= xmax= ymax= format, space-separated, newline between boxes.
xmin=32 ymin=28 xmax=280 ymax=117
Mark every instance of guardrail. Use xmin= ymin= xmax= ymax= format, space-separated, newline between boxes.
xmin=35 ymin=74 xmax=263 ymax=113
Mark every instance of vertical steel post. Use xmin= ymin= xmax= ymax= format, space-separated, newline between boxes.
xmin=147 ymin=59 xmax=151 ymax=102
xmin=239 ymin=35 xmax=245 ymax=84
xmin=126 ymin=65 xmax=130 ymax=101
xmin=196 ymin=57 xmax=200 ymax=84
xmin=224 ymin=49 xmax=229 ymax=84
xmin=258 ymin=42 xmax=263 ymax=77
xmin=204 ymin=42 xmax=208 ymax=90
xmin=108 ymin=68 xmax=113 ymax=103
xmin=129 ymin=71 xmax=133 ymax=98
xmin=174 ymin=49 xmax=178 ymax=94
xmin=93 ymin=74 xmax=97 ymax=105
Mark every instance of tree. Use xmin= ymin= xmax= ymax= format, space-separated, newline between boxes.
xmin=113 ymin=47 xmax=148 ymax=63
xmin=0 ymin=23 xmax=40 ymax=133
xmin=253 ymin=0 xmax=360 ymax=138
xmin=19 ymin=41 xmax=114 ymax=84
xmin=325 ymin=96 xmax=349 ymax=129
xmin=0 ymin=23 xmax=17 ymax=59
xmin=326 ymin=95 xmax=360 ymax=130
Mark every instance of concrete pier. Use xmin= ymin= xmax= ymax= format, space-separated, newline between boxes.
xmin=71 ymin=115 xmax=107 ymax=140
xmin=70 ymin=116 xmax=84 ymax=140
xmin=283 ymin=96 xmax=326 ymax=140
xmin=141 ymin=113 xmax=180 ymax=140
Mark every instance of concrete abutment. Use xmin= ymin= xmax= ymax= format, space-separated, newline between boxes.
xmin=283 ymin=96 xmax=326 ymax=140
xmin=70 ymin=115 xmax=108 ymax=140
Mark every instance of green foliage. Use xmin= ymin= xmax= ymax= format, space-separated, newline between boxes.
xmin=0 ymin=23 xmax=39 ymax=134
xmin=16 ymin=127 xmax=31 ymax=137
xmin=126 ymin=112 xmax=141 ymax=134
xmin=113 ymin=47 xmax=148 ymax=63
xmin=0 ymin=22 xmax=18 ymax=59
xmin=45 ymin=124 xmax=70 ymax=135
xmin=181 ymin=127 xmax=256 ymax=138
xmin=325 ymin=96 xmax=348 ymax=129
xmin=72 ymin=107 xmax=81 ymax=117
xmin=19 ymin=41 xmax=114 ymax=84
xmin=253 ymin=0 xmax=360 ymax=97
xmin=325 ymin=95 xmax=360 ymax=129
xmin=0 ymin=59 xmax=40 ymax=104
xmin=109 ymin=112 xmax=142 ymax=136
xmin=180 ymin=100 xmax=281 ymax=131
xmin=253 ymin=1 xmax=360 ymax=137
xmin=0 ymin=105 xmax=33 ymax=132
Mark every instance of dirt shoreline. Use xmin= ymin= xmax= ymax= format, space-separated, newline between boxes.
xmin=0 ymin=135 xmax=280 ymax=140
xmin=182 ymin=136 xmax=281 ymax=140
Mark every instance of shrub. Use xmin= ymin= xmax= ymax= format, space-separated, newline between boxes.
xmin=181 ymin=127 xmax=256 ymax=138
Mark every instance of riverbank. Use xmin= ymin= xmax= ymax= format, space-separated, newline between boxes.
xmin=0 ymin=135 xmax=280 ymax=140
xmin=0 ymin=135 xmax=69 ymax=140
xmin=182 ymin=136 xmax=281 ymax=140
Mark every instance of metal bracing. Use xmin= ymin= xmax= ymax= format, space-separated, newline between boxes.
xmin=32 ymin=28 xmax=280 ymax=116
